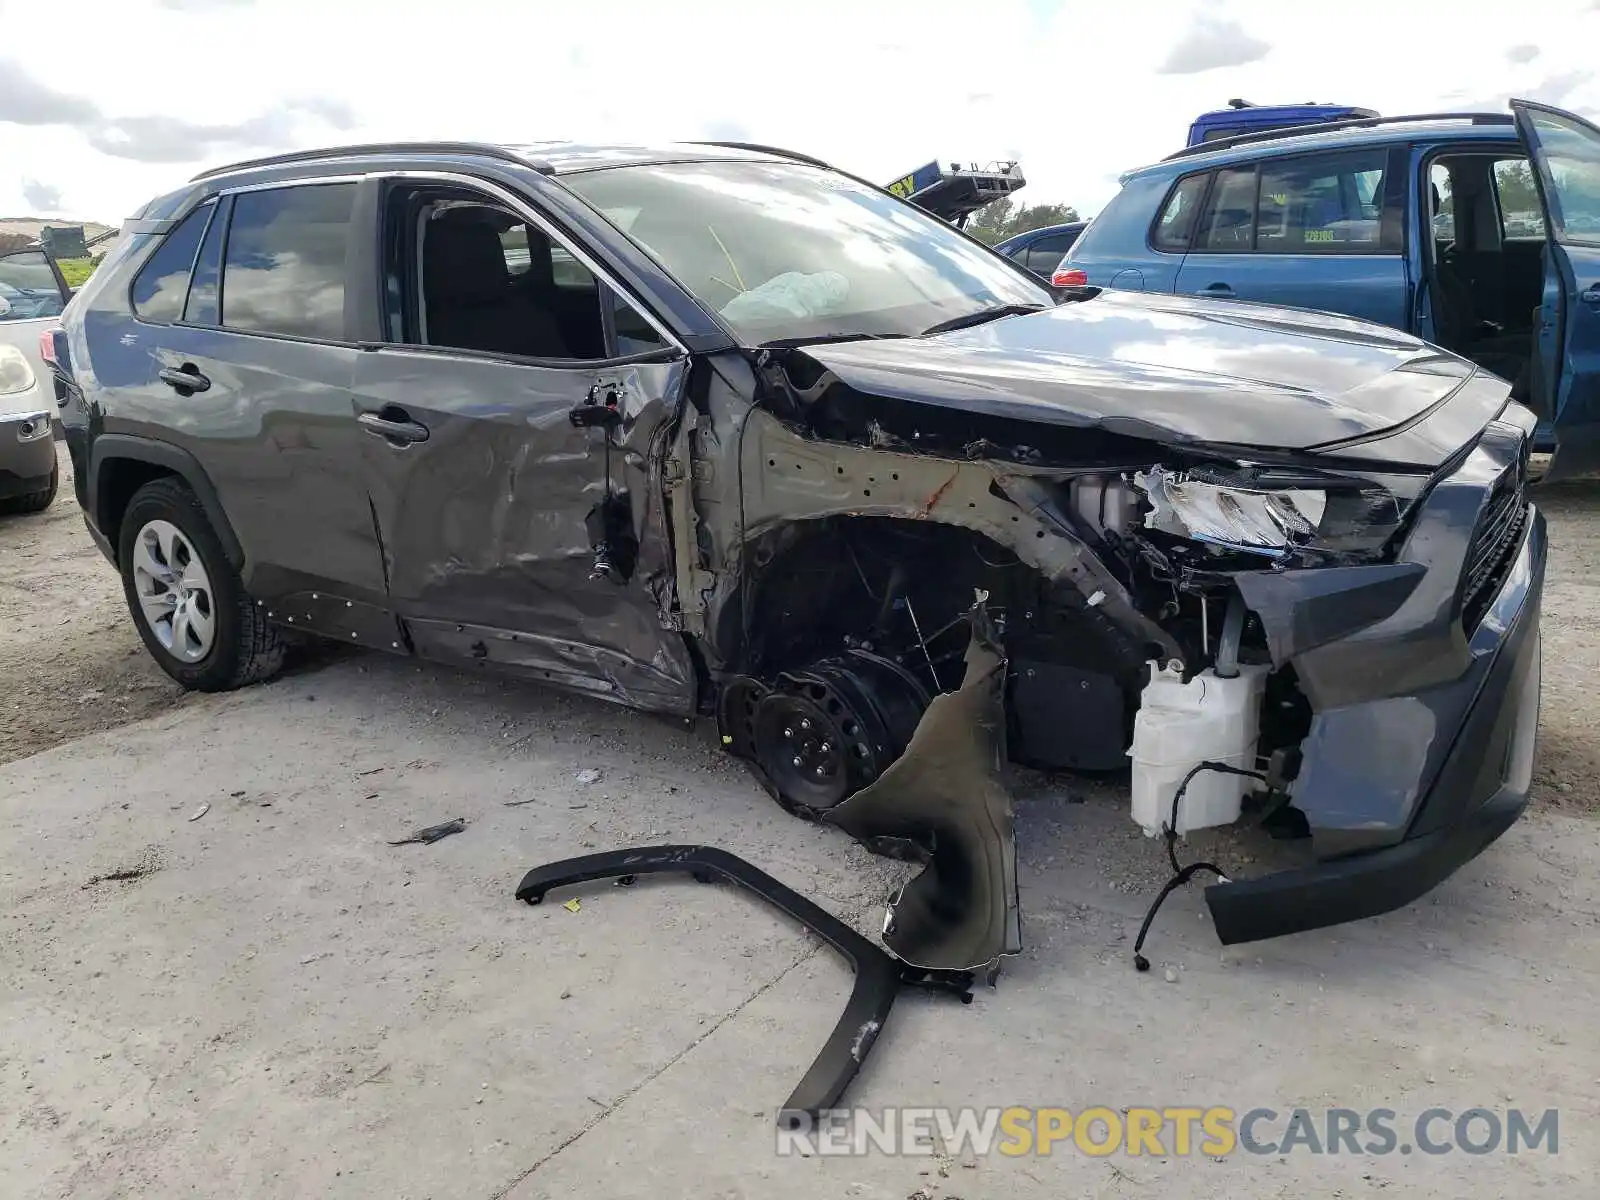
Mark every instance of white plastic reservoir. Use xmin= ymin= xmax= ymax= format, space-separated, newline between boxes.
xmin=1130 ymin=661 xmax=1270 ymax=837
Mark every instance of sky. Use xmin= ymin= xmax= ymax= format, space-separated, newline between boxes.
xmin=3 ymin=0 xmax=1600 ymax=224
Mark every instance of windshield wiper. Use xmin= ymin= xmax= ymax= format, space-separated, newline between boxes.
xmin=919 ymin=303 xmax=1049 ymax=338
xmin=758 ymin=331 xmax=908 ymax=349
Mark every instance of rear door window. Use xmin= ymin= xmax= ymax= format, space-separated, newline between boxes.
xmin=221 ymin=183 xmax=355 ymax=340
xmin=183 ymin=197 xmax=228 ymax=325
xmin=1256 ymin=149 xmax=1391 ymax=253
xmin=1151 ymin=173 xmax=1209 ymax=251
xmin=130 ymin=204 xmax=213 ymax=323
xmin=1195 ymin=166 xmax=1257 ymax=251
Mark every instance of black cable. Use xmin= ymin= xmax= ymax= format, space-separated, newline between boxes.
xmin=1133 ymin=760 xmax=1266 ymax=972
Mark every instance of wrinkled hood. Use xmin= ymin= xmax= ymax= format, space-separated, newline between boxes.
xmin=796 ymin=290 xmax=1508 ymax=465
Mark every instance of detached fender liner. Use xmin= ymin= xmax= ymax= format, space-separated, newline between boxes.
xmin=515 ymin=845 xmax=904 ymax=1127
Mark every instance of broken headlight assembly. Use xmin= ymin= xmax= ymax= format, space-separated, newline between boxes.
xmin=1134 ymin=465 xmax=1420 ymax=561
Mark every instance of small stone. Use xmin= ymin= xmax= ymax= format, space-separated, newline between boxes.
xmin=576 ymin=768 xmax=602 ymax=785
xmin=559 ymin=989 xmax=572 ymax=1000
xmin=1163 ymin=966 xmax=1179 ymax=983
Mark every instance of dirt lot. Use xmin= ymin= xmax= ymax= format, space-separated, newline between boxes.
xmin=2 ymin=442 xmax=1599 ymax=1198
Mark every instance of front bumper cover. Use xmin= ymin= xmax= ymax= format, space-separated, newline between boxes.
xmin=1208 ymin=486 xmax=1545 ymax=945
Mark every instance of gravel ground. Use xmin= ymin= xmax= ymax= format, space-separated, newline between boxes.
xmin=0 ymin=446 xmax=186 ymax=768
xmin=2 ymin=442 xmax=1598 ymax=1198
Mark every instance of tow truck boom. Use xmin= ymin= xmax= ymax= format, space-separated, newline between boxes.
xmin=886 ymin=160 xmax=1026 ymax=227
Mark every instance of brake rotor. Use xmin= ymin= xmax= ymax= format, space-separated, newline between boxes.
xmin=752 ymin=651 xmax=932 ymax=814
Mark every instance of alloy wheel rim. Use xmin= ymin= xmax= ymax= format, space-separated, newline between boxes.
xmin=131 ymin=519 xmax=215 ymax=663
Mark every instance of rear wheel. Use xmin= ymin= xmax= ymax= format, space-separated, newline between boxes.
xmin=0 ymin=463 xmax=56 ymax=514
xmin=117 ymin=477 xmax=284 ymax=691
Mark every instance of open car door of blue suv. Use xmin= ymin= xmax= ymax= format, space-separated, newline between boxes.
xmin=1512 ymin=99 xmax=1600 ymax=481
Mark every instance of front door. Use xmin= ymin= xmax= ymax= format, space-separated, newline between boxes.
xmin=353 ymin=178 xmax=697 ymax=714
xmin=1512 ymin=99 xmax=1600 ymax=480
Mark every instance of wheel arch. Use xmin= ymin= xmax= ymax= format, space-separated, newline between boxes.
xmin=89 ymin=435 xmax=245 ymax=572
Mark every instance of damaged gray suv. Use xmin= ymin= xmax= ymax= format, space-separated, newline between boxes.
xmin=57 ymin=140 xmax=1543 ymax=946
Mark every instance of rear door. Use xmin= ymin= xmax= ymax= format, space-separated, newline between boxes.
xmin=110 ymin=183 xmax=390 ymax=628
xmin=1511 ymin=99 xmax=1600 ymax=478
xmin=1174 ymin=146 xmax=1409 ymax=328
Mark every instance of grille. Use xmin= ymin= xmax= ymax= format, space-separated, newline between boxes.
xmin=1460 ymin=478 xmax=1528 ymax=631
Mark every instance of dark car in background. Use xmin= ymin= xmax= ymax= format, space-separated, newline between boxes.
xmin=1060 ymin=100 xmax=1600 ymax=478
xmin=54 ymin=138 xmax=1541 ymax=946
xmin=994 ymin=220 xmax=1087 ymax=280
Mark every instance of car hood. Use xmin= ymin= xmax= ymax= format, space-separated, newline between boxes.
xmin=795 ymin=290 xmax=1507 ymax=466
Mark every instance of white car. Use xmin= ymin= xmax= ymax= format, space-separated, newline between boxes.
xmin=0 ymin=248 xmax=69 ymax=513
xmin=0 ymin=246 xmax=72 ymax=394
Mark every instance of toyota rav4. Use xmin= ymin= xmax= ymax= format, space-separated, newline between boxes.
xmin=56 ymin=140 xmax=1543 ymax=944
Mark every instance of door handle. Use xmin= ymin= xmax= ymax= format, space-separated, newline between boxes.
xmin=1580 ymin=284 xmax=1600 ymax=307
xmin=1197 ymin=283 xmax=1235 ymax=298
xmin=158 ymin=364 xmax=210 ymax=393
xmin=358 ymin=409 xmax=430 ymax=445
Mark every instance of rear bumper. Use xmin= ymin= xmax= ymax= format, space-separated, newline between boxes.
xmin=1209 ymin=418 xmax=1544 ymax=944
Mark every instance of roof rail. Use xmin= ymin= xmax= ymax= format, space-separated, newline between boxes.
xmin=688 ymin=140 xmax=834 ymax=170
xmin=1162 ymin=112 xmax=1514 ymax=161
xmin=191 ymin=141 xmax=555 ymax=182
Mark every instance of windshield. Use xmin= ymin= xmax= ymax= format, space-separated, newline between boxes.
xmin=562 ymin=159 xmax=1050 ymax=344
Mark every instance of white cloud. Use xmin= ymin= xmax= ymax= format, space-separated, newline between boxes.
xmin=20 ymin=179 xmax=63 ymax=212
xmin=1158 ymin=15 xmax=1272 ymax=75
xmin=0 ymin=0 xmax=1597 ymax=224
xmin=1506 ymin=43 xmax=1540 ymax=64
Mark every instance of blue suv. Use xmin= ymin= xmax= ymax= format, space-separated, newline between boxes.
xmin=1063 ymin=101 xmax=1600 ymax=479
xmin=993 ymin=220 xmax=1087 ymax=279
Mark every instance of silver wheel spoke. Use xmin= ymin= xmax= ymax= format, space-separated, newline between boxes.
xmin=185 ymin=594 xmax=215 ymax=653
xmin=171 ymin=604 xmax=194 ymax=657
xmin=129 ymin=519 xmax=217 ymax=663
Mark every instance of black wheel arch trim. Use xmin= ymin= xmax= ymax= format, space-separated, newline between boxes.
xmin=88 ymin=434 xmax=246 ymax=571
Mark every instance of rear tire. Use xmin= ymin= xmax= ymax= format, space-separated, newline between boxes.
xmin=117 ymin=476 xmax=284 ymax=691
xmin=1 ymin=463 xmax=57 ymax=514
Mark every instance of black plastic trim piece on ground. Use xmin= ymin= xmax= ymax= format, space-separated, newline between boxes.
xmin=515 ymin=844 xmax=958 ymax=1128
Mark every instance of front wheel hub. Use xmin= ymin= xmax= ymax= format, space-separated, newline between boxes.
xmin=750 ymin=652 xmax=931 ymax=813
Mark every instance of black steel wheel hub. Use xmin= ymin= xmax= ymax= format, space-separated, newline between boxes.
xmin=750 ymin=651 xmax=932 ymax=814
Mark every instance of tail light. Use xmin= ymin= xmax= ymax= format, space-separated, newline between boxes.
xmin=1051 ymin=266 xmax=1089 ymax=288
xmin=38 ymin=327 xmax=57 ymax=367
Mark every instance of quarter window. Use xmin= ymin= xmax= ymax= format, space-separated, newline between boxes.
xmin=130 ymin=204 xmax=212 ymax=323
xmin=1023 ymin=233 xmax=1073 ymax=275
xmin=221 ymin=184 xmax=355 ymax=340
xmin=1152 ymin=174 xmax=1209 ymax=251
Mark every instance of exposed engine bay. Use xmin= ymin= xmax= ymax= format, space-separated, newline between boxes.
xmin=636 ymin=326 xmax=1543 ymax=953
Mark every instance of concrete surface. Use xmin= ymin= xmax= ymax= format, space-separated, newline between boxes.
xmin=2 ymin=451 xmax=1599 ymax=1197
